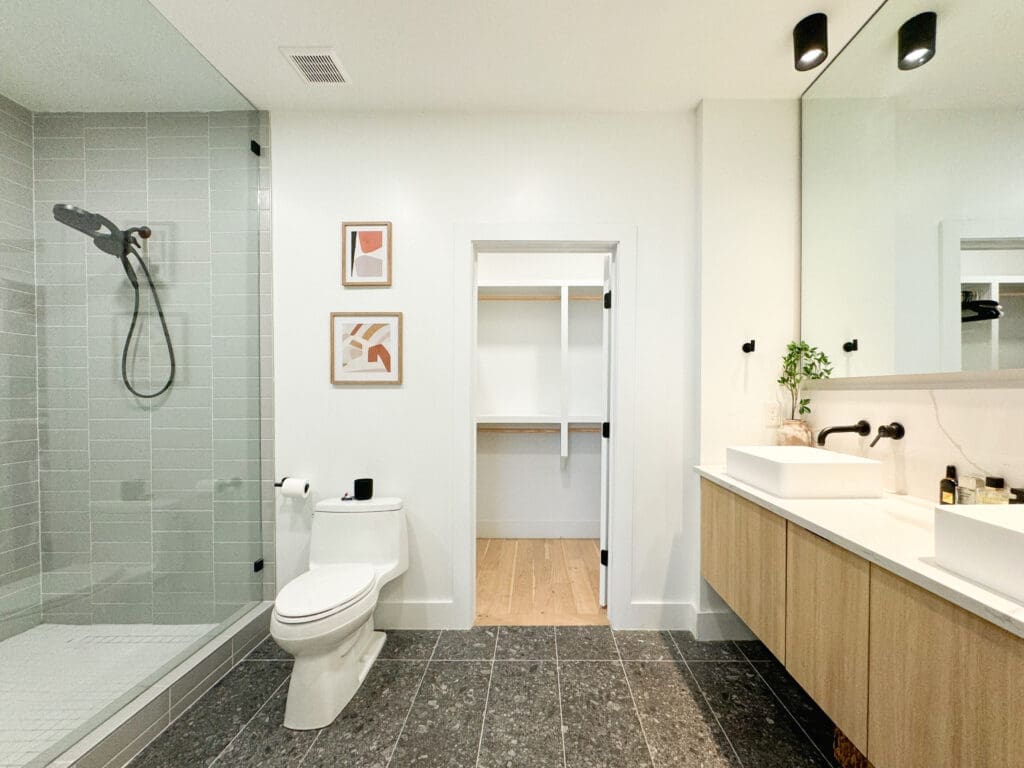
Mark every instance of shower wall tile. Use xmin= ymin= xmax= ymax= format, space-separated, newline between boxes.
xmin=30 ymin=109 xmax=268 ymax=625
xmin=0 ymin=91 xmax=40 ymax=641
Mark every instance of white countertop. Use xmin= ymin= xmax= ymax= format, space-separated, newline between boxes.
xmin=697 ymin=465 xmax=1024 ymax=640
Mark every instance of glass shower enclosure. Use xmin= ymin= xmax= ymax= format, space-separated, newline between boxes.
xmin=0 ymin=2 xmax=267 ymax=765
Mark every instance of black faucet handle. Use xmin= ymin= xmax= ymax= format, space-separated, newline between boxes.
xmin=870 ymin=422 xmax=905 ymax=448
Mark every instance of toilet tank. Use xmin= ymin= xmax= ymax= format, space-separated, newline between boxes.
xmin=309 ymin=497 xmax=408 ymax=579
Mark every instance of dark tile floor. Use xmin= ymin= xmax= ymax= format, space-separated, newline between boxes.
xmin=128 ymin=627 xmax=838 ymax=768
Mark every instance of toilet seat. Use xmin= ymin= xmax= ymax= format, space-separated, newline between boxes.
xmin=274 ymin=564 xmax=376 ymax=624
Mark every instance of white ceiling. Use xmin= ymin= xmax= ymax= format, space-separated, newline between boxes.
xmin=0 ymin=0 xmax=251 ymax=112
xmin=148 ymin=0 xmax=883 ymax=112
xmin=806 ymin=0 xmax=1024 ymax=110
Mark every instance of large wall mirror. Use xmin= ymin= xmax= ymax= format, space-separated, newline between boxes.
xmin=802 ymin=0 xmax=1024 ymax=378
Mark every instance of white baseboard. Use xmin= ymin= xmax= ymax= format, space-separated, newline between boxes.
xmin=374 ymin=599 xmax=461 ymax=629
xmin=476 ymin=519 xmax=600 ymax=538
xmin=612 ymin=601 xmax=696 ymax=630
xmin=373 ymin=596 xmax=755 ymax=638
xmin=695 ymin=610 xmax=755 ymax=641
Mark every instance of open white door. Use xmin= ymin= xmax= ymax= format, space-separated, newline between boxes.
xmin=599 ymin=255 xmax=613 ymax=607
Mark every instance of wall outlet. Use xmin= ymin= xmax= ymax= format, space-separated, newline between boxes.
xmin=765 ymin=401 xmax=782 ymax=428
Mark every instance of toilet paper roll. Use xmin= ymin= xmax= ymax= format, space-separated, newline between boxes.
xmin=280 ymin=477 xmax=310 ymax=499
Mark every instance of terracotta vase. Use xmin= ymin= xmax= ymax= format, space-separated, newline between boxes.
xmin=777 ymin=419 xmax=814 ymax=446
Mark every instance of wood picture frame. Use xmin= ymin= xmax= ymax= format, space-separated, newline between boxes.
xmin=330 ymin=312 xmax=403 ymax=385
xmin=342 ymin=221 xmax=392 ymax=286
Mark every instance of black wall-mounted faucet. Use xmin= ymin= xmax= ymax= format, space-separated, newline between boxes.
xmin=870 ymin=422 xmax=906 ymax=448
xmin=817 ymin=420 xmax=871 ymax=446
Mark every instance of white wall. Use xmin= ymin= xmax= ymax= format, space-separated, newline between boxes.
xmin=271 ymin=111 xmax=697 ymax=628
xmin=696 ymin=100 xmax=800 ymax=631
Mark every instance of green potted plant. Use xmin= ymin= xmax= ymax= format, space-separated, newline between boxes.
xmin=777 ymin=341 xmax=832 ymax=445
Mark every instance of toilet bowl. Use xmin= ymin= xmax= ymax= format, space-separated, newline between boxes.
xmin=271 ymin=497 xmax=407 ymax=730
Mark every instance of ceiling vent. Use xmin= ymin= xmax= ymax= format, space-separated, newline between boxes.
xmin=280 ymin=48 xmax=349 ymax=84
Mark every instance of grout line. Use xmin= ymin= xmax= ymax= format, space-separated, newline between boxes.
xmin=553 ymin=627 xmax=568 ymax=768
xmin=739 ymin=645 xmax=836 ymax=767
xmin=610 ymin=630 xmax=657 ymax=768
xmin=472 ymin=629 xmax=500 ymax=767
xmin=667 ymin=632 xmax=745 ymax=768
xmin=208 ymin=674 xmax=288 ymax=767
xmin=382 ymin=631 xmax=443 ymax=768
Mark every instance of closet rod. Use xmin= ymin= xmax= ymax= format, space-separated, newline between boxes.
xmin=477 ymin=426 xmax=602 ymax=434
xmin=477 ymin=295 xmax=603 ymax=302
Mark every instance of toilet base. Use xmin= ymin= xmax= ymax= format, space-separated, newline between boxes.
xmin=282 ymin=619 xmax=387 ymax=730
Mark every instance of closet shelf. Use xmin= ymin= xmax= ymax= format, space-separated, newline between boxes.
xmin=476 ymin=415 xmax=561 ymax=425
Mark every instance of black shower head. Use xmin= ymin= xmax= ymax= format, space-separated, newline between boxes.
xmin=52 ymin=204 xmax=146 ymax=287
xmin=53 ymin=203 xmax=131 ymax=257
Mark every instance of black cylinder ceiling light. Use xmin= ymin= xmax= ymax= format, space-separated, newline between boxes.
xmin=793 ymin=12 xmax=828 ymax=71
xmin=898 ymin=11 xmax=937 ymax=70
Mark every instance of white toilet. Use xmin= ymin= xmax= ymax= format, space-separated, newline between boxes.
xmin=271 ymin=496 xmax=408 ymax=730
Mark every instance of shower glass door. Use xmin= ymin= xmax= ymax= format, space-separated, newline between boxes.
xmin=0 ymin=2 xmax=266 ymax=765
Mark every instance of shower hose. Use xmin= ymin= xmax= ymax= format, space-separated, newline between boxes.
xmin=122 ymin=247 xmax=176 ymax=398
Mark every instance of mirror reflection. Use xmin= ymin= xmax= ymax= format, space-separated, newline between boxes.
xmin=801 ymin=0 xmax=1024 ymax=377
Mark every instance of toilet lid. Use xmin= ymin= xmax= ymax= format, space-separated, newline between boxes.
xmin=275 ymin=564 xmax=375 ymax=621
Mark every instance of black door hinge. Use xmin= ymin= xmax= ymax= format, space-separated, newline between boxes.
xmin=250 ymin=140 xmax=262 ymax=156
xmin=253 ymin=558 xmax=264 ymax=573
xmin=603 ymin=291 xmax=611 ymax=309
xmin=600 ymin=549 xmax=608 ymax=567
xmin=602 ymin=421 xmax=610 ymax=439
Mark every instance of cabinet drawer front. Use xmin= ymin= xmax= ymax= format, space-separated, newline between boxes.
xmin=786 ymin=523 xmax=869 ymax=752
xmin=700 ymin=479 xmax=734 ymax=598
xmin=700 ymin=481 xmax=786 ymax=660
xmin=869 ymin=565 xmax=1024 ymax=768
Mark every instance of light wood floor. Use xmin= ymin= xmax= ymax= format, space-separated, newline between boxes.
xmin=475 ymin=538 xmax=607 ymax=626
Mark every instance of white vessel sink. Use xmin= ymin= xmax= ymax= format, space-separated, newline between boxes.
xmin=935 ymin=505 xmax=1024 ymax=603
xmin=725 ymin=445 xmax=883 ymax=498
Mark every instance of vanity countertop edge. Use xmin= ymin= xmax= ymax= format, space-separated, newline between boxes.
xmin=696 ymin=465 xmax=1024 ymax=640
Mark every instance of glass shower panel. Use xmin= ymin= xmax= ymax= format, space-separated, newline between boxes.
xmin=29 ymin=112 xmax=263 ymax=628
xmin=0 ymin=2 xmax=265 ymax=765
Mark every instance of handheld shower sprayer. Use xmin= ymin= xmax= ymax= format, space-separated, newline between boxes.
xmin=52 ymin=204 xmax=175 ymax=398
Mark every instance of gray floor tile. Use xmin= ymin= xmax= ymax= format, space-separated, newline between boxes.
xmin=389 ymin=661 xmax=492 ymax=767
xmin=478 ymin=661 xmax=562 ymax=768
xmin=754 ymin=662 xmax=839 ymax=767
xmin=559 ymin=660 xmax=652 ymax=768
xmin=734 ymin=639 xmax=774 ymax=662
xmin=379 ymin=630 xmax=441 ymax=660
xmin=614 ymin=630 xmax=682 ymax=661
xmin=688 ymin=662 xmax=831 ymax=768
xmin=556 ymin=626 xmax=619 ymax=660
xmin=433 ymin=626 xmax=497 ymax=660
xmin=495 ymin=626 xmax=556 ymax=660
xmin=302 ymin=660 xmax=428 ymax=768
xmin=212 ymin=681 xmax=316 ymax=767
xmin=129 ymin=660 xmax=291 ymax=768
xmin=669 ymin=631 xmax=744 ymax=661
xmin=624 ymin=662 xmax=740 ymax=768
xmin=245 ymin=636 xmax=291 ymax=660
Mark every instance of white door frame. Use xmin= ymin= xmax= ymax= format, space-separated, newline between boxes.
xmin=452 ymin=222 xmax=638 ymax=629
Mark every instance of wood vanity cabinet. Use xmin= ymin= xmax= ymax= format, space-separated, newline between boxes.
xmin=868 ymin=565 xmax=1024 ymax=768
xmin=785 ymin=523 xmax=869 ymax=753
xmin=699 ymin=479 xmax=786 ymax=660
xmin=700 ymin=479 xmax=1024 ymax=768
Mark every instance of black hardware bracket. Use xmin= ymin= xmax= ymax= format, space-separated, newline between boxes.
xmin=250 ymin=140 xmax=262 ymax=156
